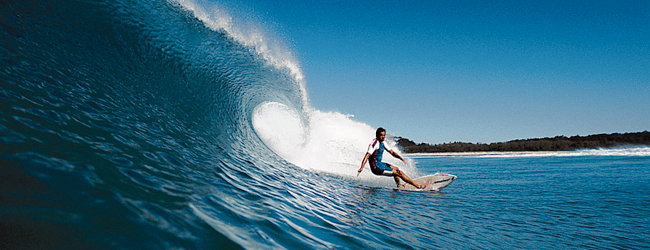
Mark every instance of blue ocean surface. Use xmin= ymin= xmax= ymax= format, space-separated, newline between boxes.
xmin=410 ymin=152 xmax=650 ymax=249
xmin=2 ymin=0 xmax=650 ymax=249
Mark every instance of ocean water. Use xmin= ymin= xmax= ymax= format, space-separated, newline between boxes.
xmin=410 ymin=152 xmax=650 ymax=249
xmin=2 ymin=0 xmax=650 ymax=249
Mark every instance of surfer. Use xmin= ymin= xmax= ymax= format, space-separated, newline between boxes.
xmin=357 ymin=127 xmax=429 ymax=189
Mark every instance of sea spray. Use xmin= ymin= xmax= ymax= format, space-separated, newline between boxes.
xmin=252 ymin=101 xmax=418 ymax=182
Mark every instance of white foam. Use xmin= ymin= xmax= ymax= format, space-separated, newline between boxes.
xmin=251 ymin=102 xmax=307 ymax=161
xmin=560 ymin=146 xmax=650 ymax=157
xmin=252 ymin=102 xmax=417 ymax=182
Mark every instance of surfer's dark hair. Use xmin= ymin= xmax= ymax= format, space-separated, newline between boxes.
xmin=376 ymin=127 xmax=386 ymax=139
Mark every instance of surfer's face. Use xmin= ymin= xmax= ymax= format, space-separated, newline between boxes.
xmin=377 ymin=131 xmax=386 ymax=142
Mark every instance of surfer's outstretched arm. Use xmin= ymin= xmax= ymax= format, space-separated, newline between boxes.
xmin=388 ymin=150 xmax=407 ymax=165
xmin=358 ymin=153 xmax=371 ymax=176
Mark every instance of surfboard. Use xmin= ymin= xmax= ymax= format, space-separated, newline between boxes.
xmin=398 ymin=173 xmax=457 ymax=191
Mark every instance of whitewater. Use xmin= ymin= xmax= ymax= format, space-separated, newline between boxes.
xmin=1 ymin=0 xmax=649 ymax=249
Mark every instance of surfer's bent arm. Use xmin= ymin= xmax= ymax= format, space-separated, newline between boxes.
xmin=389 ymin=150 xmax=408 ymax=165
xmin=358 ymin=153 xmax=371 ymax=176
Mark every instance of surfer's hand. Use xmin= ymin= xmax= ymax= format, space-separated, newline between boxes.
xmin=357 ymin=169 xmax=362 ymax=176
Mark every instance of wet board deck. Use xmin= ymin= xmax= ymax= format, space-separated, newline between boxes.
xmin=399 ymin=173 xmax=457 ymax=191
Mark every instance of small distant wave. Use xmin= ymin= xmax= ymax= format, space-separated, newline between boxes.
xmin=407 ymin=146 xmax=650 ymax=158
xmin=562 ymin=146 xmax=650 ymax=157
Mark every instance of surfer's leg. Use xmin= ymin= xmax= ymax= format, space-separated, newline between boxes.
xmin=391 ymin=166 xmax=423 ymax=188
xmin=378 ymin=163 xmax=402 ymax=187
xmin=381 ymin=163 xmax=401 ymax=187
xmin=393 ymin=175 xmax=401 ymax=187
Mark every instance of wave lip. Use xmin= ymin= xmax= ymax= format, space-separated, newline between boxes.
xmin=173 ymin=0 xmax=308 ymax=107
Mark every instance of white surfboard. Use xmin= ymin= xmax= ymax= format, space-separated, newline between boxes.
xmin=399 ymin=173 xmax=457 ymax=191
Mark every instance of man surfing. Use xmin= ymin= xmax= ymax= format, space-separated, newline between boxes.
xmin=357 ymin=127 xmax=429 ymax=189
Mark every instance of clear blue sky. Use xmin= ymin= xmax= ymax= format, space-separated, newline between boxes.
xmin=218 ymin=0 xmax=650 ymax=144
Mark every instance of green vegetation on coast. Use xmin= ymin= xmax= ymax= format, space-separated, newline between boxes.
xmin=397 ymin=131 xmax=650 ymax=153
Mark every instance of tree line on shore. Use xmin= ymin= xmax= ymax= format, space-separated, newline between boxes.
xmin=396 ymin=131 xmax=650 ymax=153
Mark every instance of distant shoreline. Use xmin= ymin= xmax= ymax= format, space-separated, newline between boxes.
xmin=397 ymin=131 xmax=650 ymax=153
